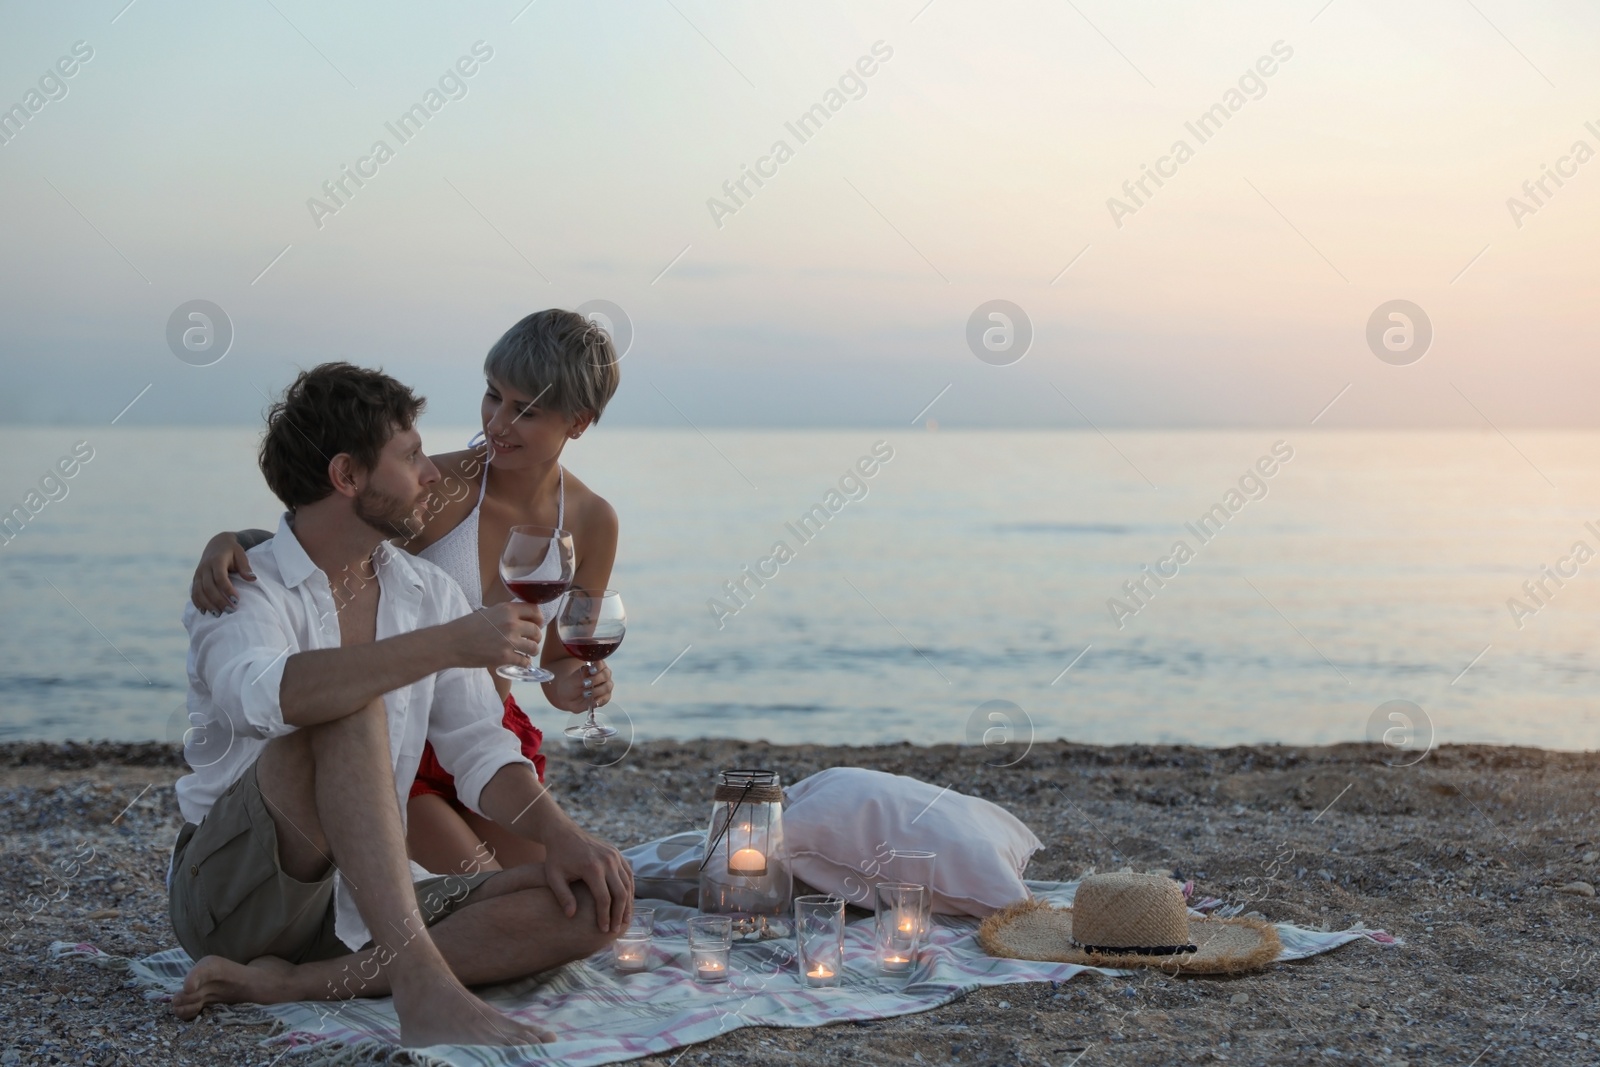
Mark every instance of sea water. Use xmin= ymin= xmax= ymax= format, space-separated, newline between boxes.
xmin=1 ymin=426 xmax=1597 ymax=751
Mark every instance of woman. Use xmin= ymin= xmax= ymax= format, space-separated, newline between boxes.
xmin=189 ymin=309 xmax=621 ymax=876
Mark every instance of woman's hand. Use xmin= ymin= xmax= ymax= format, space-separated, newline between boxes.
xmin=191 ymin=532 xmax=253 ymax=615
xmin=540 ymin=657 xmax=613 ymax=714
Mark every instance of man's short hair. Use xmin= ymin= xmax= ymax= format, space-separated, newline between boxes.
xmin=483 ymin=309 xmax=621 ymax=422
xmin=259 ymin=363 xmax=426 ymax=509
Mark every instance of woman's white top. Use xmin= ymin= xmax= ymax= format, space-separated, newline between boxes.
xmin=417 ymin=465 xmax=565 ymax=609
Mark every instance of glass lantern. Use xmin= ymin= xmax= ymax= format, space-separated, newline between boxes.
xmin=698 ymin=769 xmax=793 ymax=940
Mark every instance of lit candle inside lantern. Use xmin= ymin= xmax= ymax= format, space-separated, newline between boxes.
xmin=897 ymin=913 xmax=915 ymax=934
xmin=728 ymin=847 xmax=767 ymax=874
xmin=881 ymin=953 xmax=912 ymax=973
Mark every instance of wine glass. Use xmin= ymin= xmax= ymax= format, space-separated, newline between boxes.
xmin=495 ymin=525 xmax=575 ymax=684
xmin=556 ymin=589 xmax=625 ymax=740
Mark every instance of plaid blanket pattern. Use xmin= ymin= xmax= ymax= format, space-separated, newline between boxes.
xmin=54 ymin=879 xmax=1396 ymax=1066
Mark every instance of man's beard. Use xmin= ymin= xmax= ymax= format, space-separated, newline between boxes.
xmin=353 ymin=483 xmax=423 ymax=538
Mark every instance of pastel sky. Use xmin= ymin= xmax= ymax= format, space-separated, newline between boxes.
xmin=1 ymin=0 xmax=1597 ymax=427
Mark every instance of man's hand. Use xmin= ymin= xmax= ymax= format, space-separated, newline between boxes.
xmin=476 ymin=764 xmax=631 ymax=931
xmin=541 ymin=823 xmax=633 ymax=934
xmin=540 ymin=658 xmax=613 ymax=714
xmin=440 ymin=602 xmax=544 ymax=670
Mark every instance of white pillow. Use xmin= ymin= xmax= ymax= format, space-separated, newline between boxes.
xmin=783 ymin=767 xmax=1043 ymax=917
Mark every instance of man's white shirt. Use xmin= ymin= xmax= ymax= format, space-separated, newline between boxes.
xmin=175 ymin=512 xmax=531 ymax=950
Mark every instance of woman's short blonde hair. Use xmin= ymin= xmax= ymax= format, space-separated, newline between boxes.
xmin=483 ymin=309 xmax=621 ymax=421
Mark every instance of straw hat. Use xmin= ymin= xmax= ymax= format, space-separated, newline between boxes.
xmin=978 ymin=872 xmax=1281 ymax=975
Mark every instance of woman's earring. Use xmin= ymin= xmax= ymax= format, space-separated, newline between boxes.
xmin=468 ymin=430 xmax=487 ymax=450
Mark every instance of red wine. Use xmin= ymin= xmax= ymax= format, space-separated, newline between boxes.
xmin=561 ymin=635 xmax=624 ymax=661
xmin=506 ymin=579 xmax=571 ymax=604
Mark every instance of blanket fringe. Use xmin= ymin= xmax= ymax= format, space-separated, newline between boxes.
xmin=51 ymin=942 xmax=284 ymax=1033
xmin=49 ymin=944 xmax=466 ymax=1066
xmin=262 ymin=1036 xmax=413 ymax=1067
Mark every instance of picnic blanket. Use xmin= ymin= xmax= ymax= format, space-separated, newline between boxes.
xmin=54 ymin=879 xmax=1396 ymax=1067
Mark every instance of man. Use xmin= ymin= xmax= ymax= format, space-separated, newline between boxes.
xmin=167 ymin=363 xmax=631 ymax=1047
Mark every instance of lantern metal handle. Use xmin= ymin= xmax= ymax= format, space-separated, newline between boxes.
xmin=698 ymin=778 xmax=756 ymax=873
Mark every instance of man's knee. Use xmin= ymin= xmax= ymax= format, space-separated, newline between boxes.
xmin=289 ymin=698 xmax=390 ymax=767
xmin=305 ymin=697 xmax=388 ymax=741
xmin=563 ymin=884 xmax=621 ymax=952
xmin=352 ymin=695 xmax=387 ymax=720
xmin=517 ymin=883 xmax=618 ymax=960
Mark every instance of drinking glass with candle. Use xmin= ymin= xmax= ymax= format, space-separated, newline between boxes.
xmin=612 ymin=907 xmax=656 ymax=974
xmin=874 ymin=882 xmax=924 ymax=975
xmin=688 ymin=915 xmax=733 ymax=983
xmin=794 ymin=894 xmax=845 ymax=988
xmin=889 ymin=850 xmax=937 ymax=938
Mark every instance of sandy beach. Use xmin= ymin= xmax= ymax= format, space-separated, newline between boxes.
xmin=2 ymin=738 xmax=1595 ymax=1066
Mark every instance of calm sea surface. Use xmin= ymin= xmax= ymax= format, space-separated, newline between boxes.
xmin=2 ymin=427 xmax=1597 ymax=751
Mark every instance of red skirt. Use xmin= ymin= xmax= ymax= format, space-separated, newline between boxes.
xmin=410 ymin=692 xmax=546 ymax=802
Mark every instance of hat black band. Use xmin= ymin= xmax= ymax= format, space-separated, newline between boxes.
xmin=1076 ymin=942 xmax=1199 ymax=957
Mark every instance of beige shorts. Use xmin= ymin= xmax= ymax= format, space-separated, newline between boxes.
xmin=168 ymin=760 xmax=497 ymax=964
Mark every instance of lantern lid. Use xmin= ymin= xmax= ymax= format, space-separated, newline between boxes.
xmin=715 ymin=768 xmax=783 ymax=803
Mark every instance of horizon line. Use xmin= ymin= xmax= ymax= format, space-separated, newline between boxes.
xmin=2 ymin=422 xmax=1599 ymax=433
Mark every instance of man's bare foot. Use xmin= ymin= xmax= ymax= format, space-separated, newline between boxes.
xmin=172 ymin=956 xmax=297 ymax=1021
xmin=393 ymin=970 xmax=553 ymax=1047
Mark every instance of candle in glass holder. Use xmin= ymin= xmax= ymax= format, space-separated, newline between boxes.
xmin=804 ymin=963 xmax=836 ymax=987
xmin=689 ymin=913 xmax=733 ymax=982
xmin=887 ymin=851 xmax=937 ymax=938
xmin=612 ymin=907 xmax=655 ymax=974
xmin=874 ymin=883 xmax=924 ymax=977
xmin=692 ymin=946 xmax=730 ymax=982
xmin=794 ymin=893 xmax=845 ymax=989
xmin=613 ymin=936 xmax=650 ymax=974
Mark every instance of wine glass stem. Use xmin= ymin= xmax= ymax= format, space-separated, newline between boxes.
xmin=585 ymin=661 xmax=597 ymax=727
